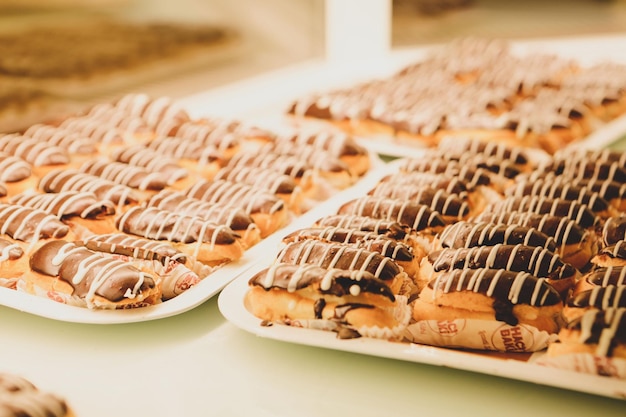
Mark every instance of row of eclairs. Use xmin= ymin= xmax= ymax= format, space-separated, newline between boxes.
xmin=244 ymin=136 xmax=626 ymax=378
xmin=0 ymin=93 xmax=373 ymax=309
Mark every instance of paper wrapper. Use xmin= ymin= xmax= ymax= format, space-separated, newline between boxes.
xmin=273 ymin=296 xmax=412 ymax=341
xmin=404 ymin=319 xmax=558 ymax=352
xmin=535 ymin=353 xmax=626 ymax=379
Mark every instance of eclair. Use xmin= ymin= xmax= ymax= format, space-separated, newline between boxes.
xmin=245 ymin=263 xmax=411 ymax=340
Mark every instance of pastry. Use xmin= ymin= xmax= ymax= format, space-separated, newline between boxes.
xmin=115 ymin=206 xmax=244 ymax=267
xmin=21 ymin=239 xmax=161 ymax=309
xmin=410 ymin=268 xmax=563 ymax=349
xmin=0 ymin=372 xmax=75 ymax=417
xmin=245 ymin=263 xmax=411 ymax=340
xmin=184 ymin=178 xmax=288 ymax=238
xmin=419 ymin=244 xmax=578 ymax=296
xmin=275 ymin=238 xmax=415 ymax=297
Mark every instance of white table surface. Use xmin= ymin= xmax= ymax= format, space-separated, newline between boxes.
xmin=2 ymin=35 xmax=626 ymax=416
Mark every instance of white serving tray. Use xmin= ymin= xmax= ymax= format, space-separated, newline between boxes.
xmin=0 ymin=156 xmax=392 ymax=324
xmin=218 ymin=266 xmax=626 ymax=400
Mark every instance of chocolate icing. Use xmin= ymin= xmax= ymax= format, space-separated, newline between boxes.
xmin=214 ymin=166 xmax=297 ymax=195
xmin=283 ymin=227 xmax=414 ymax=262
xmin=0 ymin=153 xmax=32 ymax=183
xmin=338 ymin=196 xmax=446 ymax=231
xmin=0 ymin=203 xmax=69 ymax=241
xmin=314 ymin=214 xmax=409 ymax=238
xmin=10 ymin=190 xmax=115 ymax=219
xmin=184 ymin=179 xmax=285 ymax=216
xmin=485 ymin=196 xmax=598 ymax=228
xmin=473 ymin=211 xmax=586 ymax=246
xmin=567 ymin=285 xmax=626 ymax=309
xmin=116 ymin=206 xmax=239 ymax=245
xmin=79 ymin=159 xmax=168 ymax=191
xmin=507 ymin=180 xmax=610 ymax=214
xmin=276 ymin=240 xmax=402 ymax=282
xmin=38 ymin=169 xmax=139 ymax=206
xmin=250 ymin=263 xmax=395 ymax=301
xmin=582 ymin=267 xmax=626 ymax=287
xmin=370 ymin=183 xmax=470 ymax=220
xmin=602 ymin=216 xmax=626 ymax=246
xmin=29 ymin=240 xmax=156 ymax=302
xmin=565 ymin=308 xmax=626 ymax=356
xmin=429 ymin=268 xmax=562 ymax=325
xmin=380 ymin=172 xmax=469 ymax=195
xmin=145 ymin=189 xmax=256 ymax=232
xmin=427 ymin=244 xmax=575 ymax=280
xmin=438 ymin=221 xmax=557 ymax=251
xmin=0 ymin=134 xmax=69 ymax=167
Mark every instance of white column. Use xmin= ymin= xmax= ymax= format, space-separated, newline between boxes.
xmin=324 ymin=0 xmax=392 ymax=62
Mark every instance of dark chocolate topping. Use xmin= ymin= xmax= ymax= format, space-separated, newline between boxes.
xmin=427 ymin=244 xmax=575 ymax=280
xmin=249 ymin=263 xmax=395 ymax=301
xmin=338 ymin=196 xmax=446 ymax=231
xmin=567 ymin=285 xmax=626 ymax=309
xmin=10 ymin=190 xmax=115 ymax=219
xmin=29 ymin=240 xmax=156 ymax=302
xmin=0 ymin=204 xmax=69 ymax=241
xmin=116 ymin=206 xmax=239 ymax=245
xmin=438 ymin=221 xmax=557 ymax=251
xmin=276 ymin=239 xmax=402 ymax=281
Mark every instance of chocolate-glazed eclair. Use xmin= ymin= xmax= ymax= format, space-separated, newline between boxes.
xmin=548 ymin=308 xmax=626 ymax=360
xmin=10 ymin=190 xmax=116 ymax=239
xmin=473 ymin=211 xmax=597 ymax=270
xmin=337 ymin=196 xmax=446 ymax=236
xmin=437 ymin=136 xmax=533 ymax=170
xmin=245 ymin=263 xmax=411 ymax=340
xmin=0 ymin=237 xmax=24 ymax=283
xmin=573 ymin=266 xmax=626 ymax=294
xmin=275 ymin=129 xmax=370 ymax=176
xmin=413 ymin=268 xmax=563 ymax=335
xmin=113 ymin=93 xmax=190 ymax=128
xmin=0 ymin=372 xmax=74 ymax=417
xmin=0 ymin=152 xmax=31 ymax=182
xmin=398 ymin=157 xmax=493 ymax=190
xmin=276 ymin=239 xmax=415 ymax=297
xmin=0 ymin=133 xmax=70 ymax=168
xmin=24 ymin=123 xmax=98 ymax=156
xmin=0 ymin=203 xmax=70 ymax=243
xmin=24 ymin=240 xmax=160 ymax=309
xmin=313 ymin=214 xmax=410 ymax=238
xmin=420 ymin=244 xmax=577 ymax=296
xmin=539 ymin=158 xmax=626 ymax=183
xmin=144 ymin=189 xmax=261 ymax=248
xmin=154 ymin=119 xmax=241 ymax=159
xmin=563 ymin=285 xmax=626 ymax=323
xmin=484 ymin=196 xmax=598 ymax=229
xmin=369 ymin=183 xmax=471 ymax=223
xmin=522 ymin=172 xmax=626 ymax=211
xmin=109 ymin=145 xmax=189 ymax=186
xmin=184 ymin=178 xmax=287 ymax=238
xmin=213 ymin=165 xmax=303 ymax=213
xmin=378 ymin=171 xmax=470 ymax=196
xmin=225 ymin=149 xmax=316 ymax=189
xmin=263 ymin=141 xmax=356 ymax=189
xmin=79 ymin=159 xmax=168 ymax=191
xmin=282 ymin=227 xmax=422 ymax=279
xmin=505 ymin=179 xmax=613 ymax=218
xmin=38 ymin=169 xmax=140 ymax=208
xmin=76 ymin=239 xmax=200 ymax=301
xmin=592 ymin=240 xmax=626 ymax=268
xmin=436 ymin=221 xmax=557 ymax=252
xmin=116 ymin=206 xmax=244 ymax=266
xmin=601 ymin=215 xmax=626 ymax=246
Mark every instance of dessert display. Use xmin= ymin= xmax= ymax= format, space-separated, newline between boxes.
xmin=0 ymin=17 xmax=241 ymax=133
xmin=0 ymin=92 xmax=374 ymax=311
xmin=241 ymin=136 xmax=626 ymax=380
xmin=287 ymin=37 xmax=626 ymax=155
xmin=0 ymin=372 xmax=75 ymax=417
